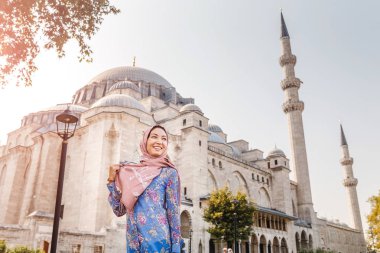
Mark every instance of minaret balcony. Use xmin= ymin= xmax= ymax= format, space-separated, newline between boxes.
xmin=282 ymin=100 xmax=304 ymax=113
xmin=281 ymin=77 xmax=302 ymax=90
xmin=343 ymin=178 xmax=358 ymax=187
xmin=340 ymin=157 xmax=353 ymax=166
xmin=279 ymin=54 xmax=297 ymax=67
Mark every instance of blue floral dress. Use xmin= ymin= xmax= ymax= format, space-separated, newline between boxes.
xmin=107 ymin=167 xmax=181 ymax=253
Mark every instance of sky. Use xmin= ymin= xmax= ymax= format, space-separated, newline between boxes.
xmin=1 ymin=0 xmax=379 ymax=234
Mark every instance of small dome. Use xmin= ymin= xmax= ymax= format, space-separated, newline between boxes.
xmin=208 ymin=124 xmax=223 ymax=133
xmin=208 ymin=132 xmax=225 ymax=144
xmin=91 ymin=94 xmax=147 ymax=112
xmin=179 ymin=104 xmax=203 ymax=115
xmin=43 ymin=104 xmax=88 ymax=113
xmin=109 ymin=81 xmax=139 ymax=92
xmin=267 ymin=147 xmax=286 ymax=158
xmin=88 ymin=66 xmax=172 ymax=88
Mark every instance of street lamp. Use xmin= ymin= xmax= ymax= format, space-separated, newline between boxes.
xmin=51 ymin=108 xmax=79 ymax=253
xmin=189 ymin=228 xmax=193 ymax=253
xmin=232 ymin=199 xmax=239 ymax=253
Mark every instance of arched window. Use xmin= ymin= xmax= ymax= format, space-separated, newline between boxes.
xmin=252 ymin=173 xmax=255 ymax=180
xmin=275 ymin=160 xmax=278 ymax=165
xmin=183 ymin=119 xmax=186 ymax=126
xmin=212 ymin=158 xmax=215 ymax=166
xmin=257 ymin=175 xmax=259 ymax=181
xmin=199 ymin=120 xmax=202 ymax=127
xmin=262 ymin=177 xmax=264 ymax=182
xmin=199 ymin=140 xmax=202 ymax=146
xmin=266 ymin=178 xmax=269 ymax=185
xmin=267 ymin=162 xmax=270 ymax=168
xmin=218 ymin=161 xmax=222 ymax=168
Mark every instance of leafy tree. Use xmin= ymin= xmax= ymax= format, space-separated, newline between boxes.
xmin=0 ymin=241 xmax=44 ymax=253
xmin=0 ymin=0 xmax=120 ymax=87
xmin=367 ymin=190 xmax=380 ymax=251
xmin=203 ymin=187 xmax=255 ymax=242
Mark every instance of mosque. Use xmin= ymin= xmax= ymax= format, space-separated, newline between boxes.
xmin=0 ymin=13 xmax=366 ymax=253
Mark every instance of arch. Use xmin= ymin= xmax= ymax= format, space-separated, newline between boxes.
xmin=180 ymin=210 xmax=192 ymax=238
xmin=272 ymin=237 xmax=280 ymax=253
xmin=267 ymin=240 xmax=272 ymax=253
xmin=301 ymin=230 xmax=308 ymax=249
xmin=295 ymin=232 xmax=300 ymax=252
xmin=198 ymin=240 xmax=202 ymax=253
xmin=251 ymin=234 xmax=258 ymax=253
xmin=258 ymin=187 xmax=271 ymax=208
xmin=292 ymin=200 xmax=297 ymax=216
xmin=232 ymin=171 xmax=249 ymax=197
xmin=280 ymin=238 xmax=288 ymax=253
xmin=309 ymin=234 xmax=313 ymax=249
xmin=207 ymin=170 xmax=218 ymax=192
xmin=259 ymin=235 xmax=267 ymax=253
xmin=0 ymin=165 xmax=6 ymax=185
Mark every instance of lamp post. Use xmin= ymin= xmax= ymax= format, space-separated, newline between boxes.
xmin=232 ymin=199 xmax=239 ymax=253
xmin=51 ymin=108 xmax=78 ymax=253
xmin=189 ymin=228 xmax=193 ymax=253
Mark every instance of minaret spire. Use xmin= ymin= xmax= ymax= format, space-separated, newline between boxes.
xmin=279 ymin=12 xmax=315 ymax=224
xmin=281 ymin=11 xmax=289 ymax=38
xmin=340 ymin=125 xmax=363 ymax=231
xmin=340 ymin=124 xmax=347 ymax=146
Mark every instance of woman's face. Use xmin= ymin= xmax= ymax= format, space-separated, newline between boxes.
xmin=146 ymin=127 xmax=168 ymax=157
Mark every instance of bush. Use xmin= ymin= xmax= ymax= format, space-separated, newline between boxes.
xmin=0 ymin=242 xmax=43 ymax=253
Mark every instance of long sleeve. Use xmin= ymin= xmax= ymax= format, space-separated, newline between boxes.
xmin=107 ymin=182 xmax=127 ymax=217
xmin=165 ymin=168 xmax=181 ymax=253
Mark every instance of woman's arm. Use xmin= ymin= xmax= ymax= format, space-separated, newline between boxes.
xmin=165 ymin=168 xmax=181 ymax=253
xmin=107 ymin=182 xmax=127 ymax=217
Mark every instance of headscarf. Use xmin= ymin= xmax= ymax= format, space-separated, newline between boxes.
xmin=115 ymin=125 xmax=179 ymax=211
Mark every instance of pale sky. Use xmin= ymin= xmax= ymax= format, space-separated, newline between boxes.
xmin=1 ymin=0 xmax=379 ymax=234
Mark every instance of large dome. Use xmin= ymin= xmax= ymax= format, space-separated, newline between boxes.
xmin=88 ymin=66 xmax=172 ymax=88
xmin=91 ymin=94 xmax=147 ymax=112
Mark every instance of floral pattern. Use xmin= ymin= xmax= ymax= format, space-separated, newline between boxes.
xmin=107 ymin=167 xmax=181 ymax=253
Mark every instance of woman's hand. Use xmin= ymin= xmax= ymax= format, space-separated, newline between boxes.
xmin=107 ymin=164 xmax=120 ymax=183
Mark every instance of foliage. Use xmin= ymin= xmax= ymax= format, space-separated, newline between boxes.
xmin=0 ymin=241 xmax=5 ymax=253
xmin=0 ymin=242 xmax=44 ymax=253
xmin=367 ymin=190 xmax=380 ymax=251
xmin=203 ymin=187 xmax=255 ymax=242
xmin=0 ymin=0 xmax=120 ymax=87
xmin=299 ymin=249 xmax=336 ymax=253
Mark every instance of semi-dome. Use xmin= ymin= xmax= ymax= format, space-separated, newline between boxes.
xmin=208 ymin=132 xmax=225 ymax=144
xmin=88 ymin=66 xmax=172 ymax=88
xmin=108 ymin=81 xmax=140 ymax=92
xmin=267 ymin=147 xmax=286 ymax=158
xmin=91 ymin=94 xmax=147 ymax=112
xmin=208 ymin=124 xmax=223 ymax=133
xmin=179 ymin=104 xmax=203 ymax=115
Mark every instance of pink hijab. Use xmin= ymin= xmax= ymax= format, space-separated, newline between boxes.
xmin=115 ymin=125 xmax=179 ymax=211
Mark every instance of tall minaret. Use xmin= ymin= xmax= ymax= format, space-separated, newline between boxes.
xmin=279 ymin=12 xmax=315 ymax=223
xmin=340 ymin=124 xmax=363 ymax=231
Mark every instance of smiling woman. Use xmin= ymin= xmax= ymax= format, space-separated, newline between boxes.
xmin=106 ymin=125 xmax=182 ymax=253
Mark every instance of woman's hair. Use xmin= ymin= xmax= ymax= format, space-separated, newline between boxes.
xmin=147 ymin=125 xmax=167 ymax=138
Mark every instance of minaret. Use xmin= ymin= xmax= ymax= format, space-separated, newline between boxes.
xmin=340 ymin=124 xmax=363 ymax=231
xmin=279 ymin=12 xmax=315 ymax=223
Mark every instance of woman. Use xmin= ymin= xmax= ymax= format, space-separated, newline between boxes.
xmin=107 ymin=125 xmax=181 ymax=253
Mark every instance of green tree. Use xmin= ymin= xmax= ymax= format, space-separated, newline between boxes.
xmin=203 ymin=187 xmax=255 ymax=242
xmin=367 ymin=190 xmax=380 ymax=251
xmin=0 ymin=0 xmax=120 ymax=87
xmin=6 ymin=246 xmax=44 ymax=253
xmin=0 ymin=241 xmax=6 ymax=253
